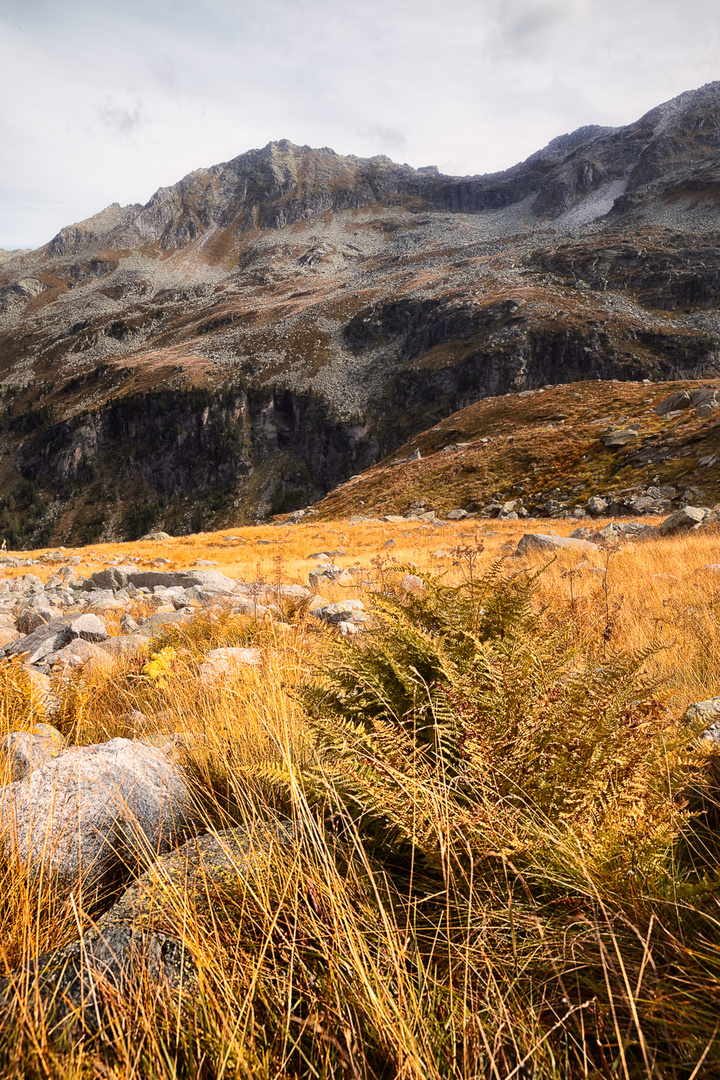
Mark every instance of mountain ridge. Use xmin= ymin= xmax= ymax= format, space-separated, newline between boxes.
xmin=2 ymin=82 xmax=720 ymax=544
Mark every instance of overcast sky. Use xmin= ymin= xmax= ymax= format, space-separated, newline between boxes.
xmin=1 ymin=0 xmax=719 ymax=250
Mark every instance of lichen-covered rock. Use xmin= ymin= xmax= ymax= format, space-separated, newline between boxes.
xmin=0 ymin=825 xmax=291 ymax=1037
xmin=601 ymin=428 xmax=638 ymax=448
xmin=0 ymin=738 xmax=193 ymax=895
xmin=400 ymin=573 xmax=427 ymax=595
xmin=314 ymin=600 xmax=365 ymax=625
xmin=685 ymin=697 xmax=720 ymax=725
xmin=309 ymin=563 xmax=353 ymax=587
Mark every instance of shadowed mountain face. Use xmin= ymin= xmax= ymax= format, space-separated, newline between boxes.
xmin=3 ymin=83 xmax=720 ymax=544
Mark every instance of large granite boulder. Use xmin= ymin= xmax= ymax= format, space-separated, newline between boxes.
xmin=0 ymin=738 xmax=193 ymax=895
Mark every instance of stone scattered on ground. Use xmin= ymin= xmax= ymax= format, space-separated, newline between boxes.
xmin=685 ymin=697 xmax=720 ymax=726
xmin=309 ymin=563 xmax=354 ymax=587
xmin=659 ymin=505 xmax=710 ymax=534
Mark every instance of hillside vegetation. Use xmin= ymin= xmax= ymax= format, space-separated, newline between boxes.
xmin=313 ymin=378 xmax=720 ymax=520
xmin=0 ymin=518 xmax=720 ymax=1077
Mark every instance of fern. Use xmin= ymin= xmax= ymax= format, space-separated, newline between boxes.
xmin=292 ymin=564 xmax=703 ymax=887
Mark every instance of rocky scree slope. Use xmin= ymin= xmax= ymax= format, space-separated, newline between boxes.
xmin=4 ymin=85 xmax=720 ymax=542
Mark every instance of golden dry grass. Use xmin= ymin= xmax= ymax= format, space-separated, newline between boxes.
xmin=0 ymin=517 xmax=719 ymax=1077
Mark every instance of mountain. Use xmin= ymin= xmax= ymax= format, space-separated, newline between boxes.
xmin=2 ymin=83 xmax=720 ymax=545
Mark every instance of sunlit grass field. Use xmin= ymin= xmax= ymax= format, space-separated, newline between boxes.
xmin=1 ymin=516 xmax=720 ymax=1077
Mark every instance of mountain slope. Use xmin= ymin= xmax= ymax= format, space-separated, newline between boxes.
xmin=2 ymin=84 xmax=720 ymax=543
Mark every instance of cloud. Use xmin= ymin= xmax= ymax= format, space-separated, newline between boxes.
xmin=1 ymin=0 xmax=720 ymax=247
xmin=357 ymin=125 xmax=408 ymax=154
xmin=96 ymin=100 xmax=144 ymax=136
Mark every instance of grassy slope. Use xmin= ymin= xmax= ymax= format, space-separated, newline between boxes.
xmin=312 ymin=377 xmax=720 ymax=519
xmin=2 ymin=520 xmax=720 ymax=1075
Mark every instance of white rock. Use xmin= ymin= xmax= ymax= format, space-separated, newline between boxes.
xmin=199 ymin=646 xmax=262 ymax=684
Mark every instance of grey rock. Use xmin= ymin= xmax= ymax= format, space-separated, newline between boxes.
xmin=596 ymin=521 xmax=660 ymax=543
xmin=66 ymin=613 xmax=109 ymax=642
xmin=400 ymin=573 xmax=426 ymax=595
xmin=15 ymin=605 xmax=62 ymax=635
xmin=3 ymin=618 xmax=73 ymax=664
xmin=0 ymin=737 xmax=193 ymax=894
xmin=406 ymin=448 xmax=422 ymax=461
xmin=309 ymin=563 xmax=353 ymax=586
xmin=0 ymin=825 xmax=290 ymax=1036
xmin=98 ymin=634 xmax=152 ymax=660
xmin=516 ymin=533 xmax=599 ymax=556
xmin=314 ymin=600 xmax=366 ymax=625
xmin=601 ymin=428 xmax=638 ymax=448
xmin=140 ymin=611 xmax=189 ymax=634
xmin=82 ymin=567 xmax=128 ymax=591
xmin=659 ymin=505 xmax=706 ymax=534
xmin=686 ymin=697 xmax=720 ymax=725
xmin=199 ymin=646 xmax=261 ymax=683
xmin=184 ymin=569 xmax=238 ymax=595
xmin=446 ymin=509 xmax=468 ymax=520
xmin=656 ymin=390 xmax=692 ymax=415
xmin=48 ymin=639 xmax=112 ymax=671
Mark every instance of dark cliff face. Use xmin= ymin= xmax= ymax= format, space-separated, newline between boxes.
xmin=12 ymin=384 xmax=377 ymax=542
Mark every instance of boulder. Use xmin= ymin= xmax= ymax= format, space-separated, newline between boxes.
xmin=0 ymin=825 xmax=290 ymax=1036
xmin=82 ymin=568 xmax=128 ymax=591
xmin=400 ymin=573 xmax=427 ymax=596
xmin=659 ymin=506 xmax=706 ymax=535
xmin=516 ymin=533 xmax=599 ymax=556
xmin=66 ymin=613 xmax=109 ymax=642
xmin=185 ymin=570 xmax=238 ymax=595
xmin=15 ymin=604 xmax=63 ymax=634
xmin=685 ymin=698 xmax=720 ymax=726
xmin=601 ymin=428 xmax=638 ymax=448
xmin=3 ymin=618 xmax=74 ymax=664
xmin=0 ymin=738 xmax=193 ymax=895
xmin=98 ymin=634 xmax=153 ymax=661
xmin=309 ymin=563 xmax=354 ymax=587
xmin=48 ymin=638 xmax=112 ymax=672
xmin=139 ymin=531 xmax=172 ymax=541
xmin=656 ymin=390 xmax=691 ymax=415
xmin=199 ymin=646 xmax=261 ymax=684
xmin=595 ymin=522 xmax=660 ymax=543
